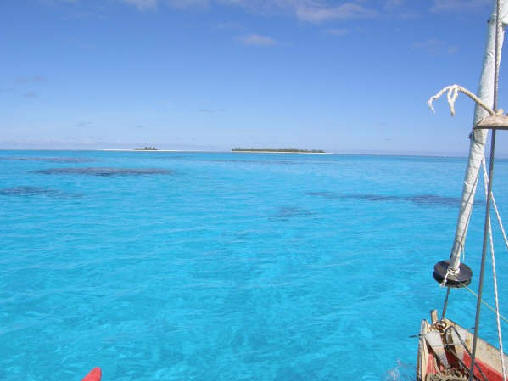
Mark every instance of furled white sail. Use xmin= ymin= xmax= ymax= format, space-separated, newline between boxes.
xmin=449 ymin=2 xmax=508 ymax=272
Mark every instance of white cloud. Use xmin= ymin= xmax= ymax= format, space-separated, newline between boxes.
xmin=76 ymin=121 xmax=94 ymax=127
xmin=16 ymin=75 xmax=46 ymax=84
xmin=121 ymin=0 xmax=208 ymax=9
xmin=117 ymin=0 xmax=378 ymax=22
xmin=199 ymin=108 xmax=225 ymax=112
xmin=23 ymin=91 xmax=39 ymax=98
xmin=238 ymin=34 xmax=277 ymax=46
xmin=214 ymin=21 xmax=244 ymax=30
xmin=385 ymin=0 xmax=404 ymax=7
xmin=167 ymin=0 xmax=209 ymax=8
xmin=57 ymin=0 xmax=400 ymax=23
xmin=295 ymin=2 xmax=377 ymax=22
xmin=121 ymin=0 xmax=158 ymax=10
xmin=447 ymin=45 xmax=459 ymax=54
xmin=431 ymin=0 xmax=490 ymax=12
xmin=326 ymin=28 xmax=349 ymax=36
xmin=40 ymin=0 xmax=79 ymax=5
xmin=219 ymin=0 xmax=378 ymax=23
xmin=412 ymin=38 xmax=458 ymax=55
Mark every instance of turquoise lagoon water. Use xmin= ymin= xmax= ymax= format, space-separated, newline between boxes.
xmin=1 ymin=150 xmax=508 ymax=381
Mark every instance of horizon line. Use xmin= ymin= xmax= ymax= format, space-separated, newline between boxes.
xmin=0 ymin=147 xmax=482 ymax=159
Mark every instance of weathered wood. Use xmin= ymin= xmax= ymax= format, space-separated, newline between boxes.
xmin=426 ymin=330 xmax=451 ymax=368
xmin=431 ymin=310 xmax=439 ymax=324
xmin=475 ymin=114 xmax=508 ymax=129
xmin=417 ymin=316 xmax=508 ymax=381
xmin=417 ymin=319 xmax=430 ymax=381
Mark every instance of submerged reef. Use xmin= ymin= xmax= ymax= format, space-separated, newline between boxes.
xmin=34 ymin=167 xmax=172 ymax=177
xmin=275 ymin=206 xmax=313 ymax=218
xmin=307 ymin=192 xmax=461 ymax=207
xmin=0 ymin=157 xmax=93 ymax=163
xmin=0 ymin=186 xmax=81 ymax=198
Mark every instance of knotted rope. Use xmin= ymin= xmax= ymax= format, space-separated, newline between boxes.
xmin=428 ymin=83 xmax=507 ymax=381
xmin=427 ymin=85 xmax=497 ymax=116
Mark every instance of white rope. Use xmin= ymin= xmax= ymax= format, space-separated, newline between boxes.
xmin=483 ymin=159 xmax=508 ymax=253
xmin=482 ymin=158 xmax=507 ymax=381
xmin=490 ymin=2 xmax=506 ymax=375
xmin=460 ymin=170 xmax=480 ymax=264
xmin=440 ymin=170 xmax=480 ymax=288
xmin=465 ymin=286 xmax=508 ymax=325
xmin=428 ymin=85 xmax=496 ymax=116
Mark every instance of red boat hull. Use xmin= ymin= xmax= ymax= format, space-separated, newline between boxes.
xmin=82 ymin=367 xmax=102 ymax=381
xmin=417 ymin=311 xmax=506 ymax=381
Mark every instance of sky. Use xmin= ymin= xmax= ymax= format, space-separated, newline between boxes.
xmin=1 ymin=0 xmax=508 ymax=154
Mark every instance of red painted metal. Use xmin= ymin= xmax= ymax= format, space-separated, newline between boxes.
xmin=82 ymin=367 xmax=102 ymax=381
xmin=462 ymin=352 xmax=503 ymax=381
xmin=424 ymin=346 xmax=503 ymax=380
xmin=427 ymin=350 xmax=435 ymax=375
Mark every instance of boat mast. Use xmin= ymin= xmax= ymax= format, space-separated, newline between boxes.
xmin=448 ymin=1 xmax=508 ymax=274
xmin=432 ymin=0 xmax=508 ymax=311
xmin=425 ymin=2 xmax=508 ymax=379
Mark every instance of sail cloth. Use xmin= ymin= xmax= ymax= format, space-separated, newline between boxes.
xmin=449 ymin=2 xmax=508 ymax=273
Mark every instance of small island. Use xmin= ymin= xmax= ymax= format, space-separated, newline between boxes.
xmin=134 ymin=146 xmax=159 ymax=151
xmin=232 ymin=148 xmax=325 ymax=154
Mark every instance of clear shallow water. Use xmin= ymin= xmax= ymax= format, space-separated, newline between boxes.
xmin=1 ymin=151 xmax=508 ymax=381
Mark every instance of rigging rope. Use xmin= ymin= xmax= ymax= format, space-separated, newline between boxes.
xmin=428 ymin=4 xmax=507 ymax=379
xmin=483 ymin=159 xmax=508 ymax=253
xmin=491 ymin=2 xmax=505 ymax=375
xmin=426 ymin=82 xmax=508 ymax=380
xmin=495 ymin=0 xmax=502 ymax=113
xmin=476 ymin=10 xmax=504 ymax=377
xmin=459 ymin=171 xmax=480 ymax=264
xmin=464 ymin=286 xmax=508 ymax=325
xmin=481 ymin=159 xmax=507 ymax=381
xmin=446 ymin=325 xmax=489 ymax=381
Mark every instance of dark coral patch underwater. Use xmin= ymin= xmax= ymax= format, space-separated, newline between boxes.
xmin=307 ymin=192 xmax=461 ymax=207
xmin=33 ymin=167 xmax=172 ymax=177
xmin=275 ymin=206 xmax=314 ymax=218
xmin=408 ymin=194 xmax=461 ymax=207
xmin=0 ymin=157 xmax=93 ymax=163
xmin=0 ymin=186 xmax=81 ymax=198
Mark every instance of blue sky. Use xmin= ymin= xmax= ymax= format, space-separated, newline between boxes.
xmin=0 ymin=0 xmax=506 ymax=154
